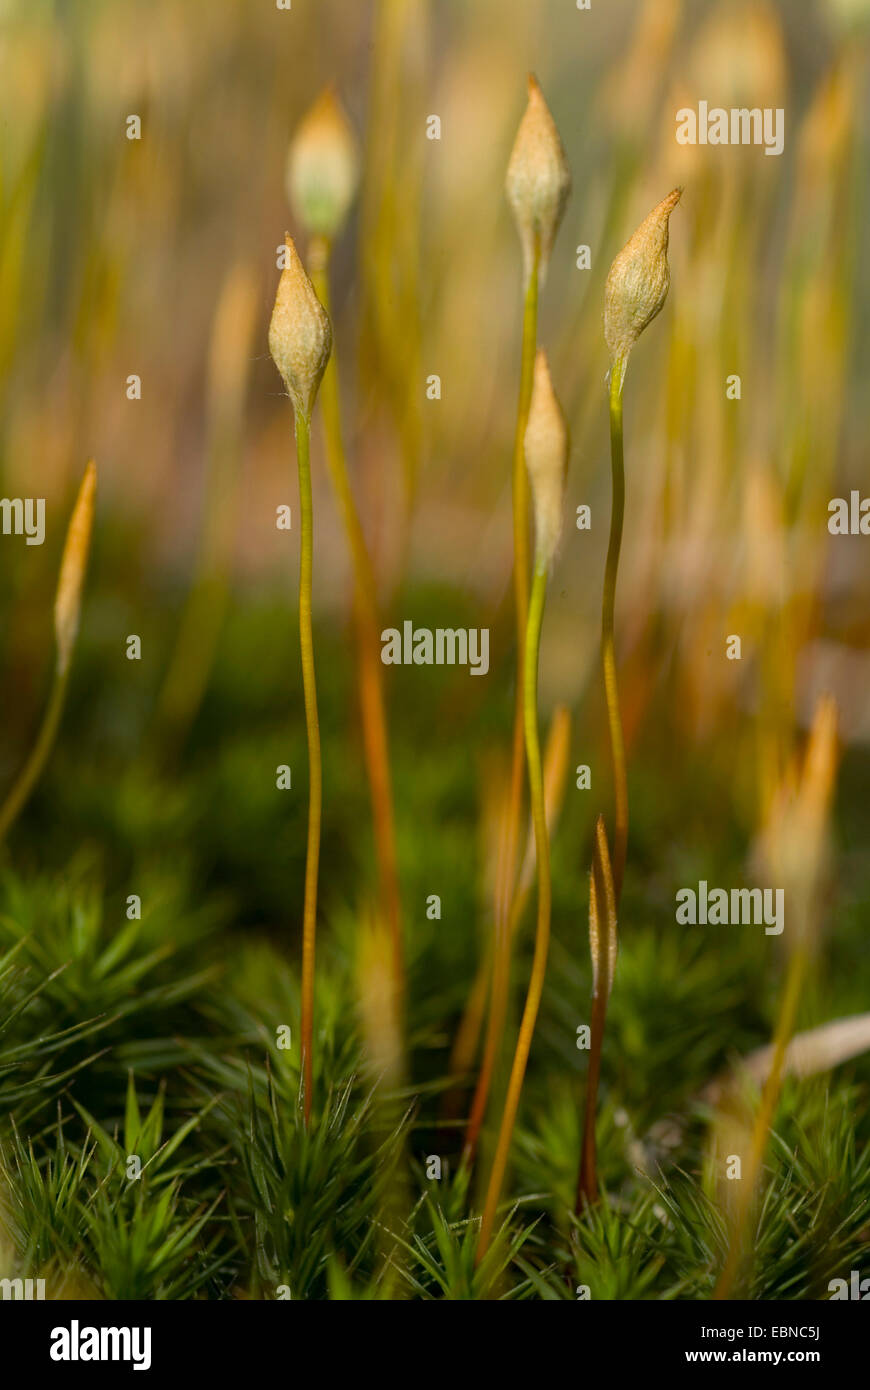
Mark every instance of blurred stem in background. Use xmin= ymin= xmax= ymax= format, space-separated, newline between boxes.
xmin=356 ymin=899 xmax=407 ymax=1294
xmin=310 ymin=233 xmax=405 ymax=1026
xmin=359 ymin=0 xmax=427 ymax=551
xmin=577 ymin=815 xmax=619 ymax=1209
xmin=154 ymin=263 xmax=259 ymax=760
xmin=0 ymin=462 xmax=96 ymax=843
xmin=714 ymin=695 xmax=839 ymax=1299
xmin=602 ymin=370 xmax=628 ymax=902
xmin=756 ymin=56 xmax=857 ymax=828
xmin=713 ymin=944 xmax=809 ymax=1300
xmin=0 ymin=673 xmax=68 ymax=846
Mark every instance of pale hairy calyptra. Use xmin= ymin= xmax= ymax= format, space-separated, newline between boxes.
xmin=269 ymin=236 xmax=332 ymax=421
xmin=505 ymin=74 xmax=572 ymax=287
xmin=604 ymin=188 xmax=682 ymax=389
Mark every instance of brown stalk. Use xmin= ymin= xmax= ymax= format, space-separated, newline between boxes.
xmin=577 ymin=815 xmax=619 ymax=1208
